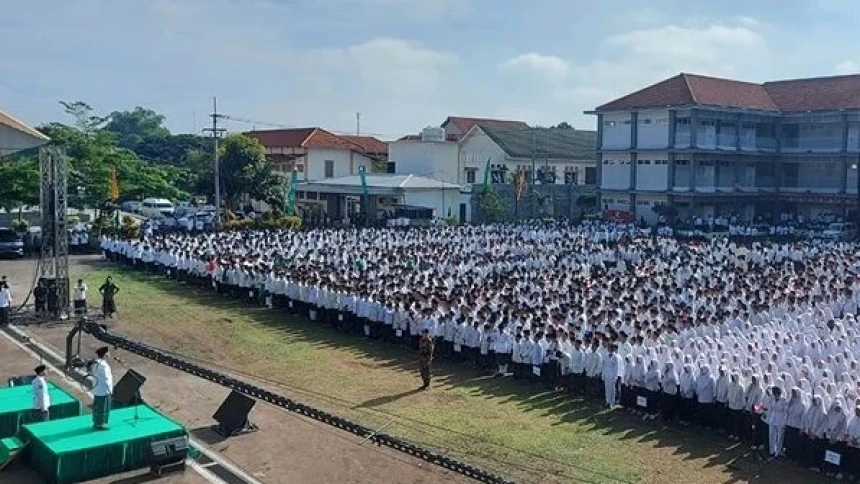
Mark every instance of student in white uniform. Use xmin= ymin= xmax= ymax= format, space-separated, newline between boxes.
xmin=32 ymin=365 xmax=50 ymax=422
xmin=764 ymin=386 xmax=789 ymax=458
xmin=73 ymin=279 xmax=88 ymax=315
xmin=91 ymin=346 xmax=114 ymax=430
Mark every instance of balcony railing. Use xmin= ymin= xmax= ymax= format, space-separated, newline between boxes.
xmin=781 ymin=136 xmax=843 ymax=152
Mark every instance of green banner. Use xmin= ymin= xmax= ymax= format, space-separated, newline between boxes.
xmin=358 ymin=166 xmax=369 ymax=216
xmin=481 ymin=157 xmax=491 ymax=192
xmin=286 ymin=168 xmax=299 ymax=216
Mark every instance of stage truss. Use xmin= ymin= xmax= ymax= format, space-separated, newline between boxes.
xmin=39 ymin=145 xmax=70 ymax=315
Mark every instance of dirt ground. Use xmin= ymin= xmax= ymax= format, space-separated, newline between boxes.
xmin=0 ymin=256 xmax=469 ymax=484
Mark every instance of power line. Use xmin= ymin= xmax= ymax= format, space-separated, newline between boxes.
xmin=219 ymin=114 xmax=410 ymax=140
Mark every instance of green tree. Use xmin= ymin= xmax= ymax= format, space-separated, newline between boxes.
xmin=104 ymin=107 xmax=170 ymax=152
xmin=218 ymin=134 xmax=281 ymax=210
xmin=41 ymin=101 xmax=186 ymax=209
xmin=0 ymin=157 xmax=40 ymax=220
xmin=553 ymin=122 xmax=573 ymax=130
xmin=477 ymin=186 xmax=507 ymax=223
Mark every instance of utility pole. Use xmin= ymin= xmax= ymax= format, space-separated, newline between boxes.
xmin=203 ymin=97 xmax=226 ymax=227
xmin=356 ymin=112 xmax=361 ymax=135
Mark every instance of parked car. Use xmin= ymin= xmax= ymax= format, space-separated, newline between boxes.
xmin=0 ymin=227 xmax=24 ymax=258
xmin=139 ymin=198 xmax=175 ymax=219
xmin=822 ymin=222 xmax=858 ymax=241
xmin=120 ymin=200 xmax=141 ymax=213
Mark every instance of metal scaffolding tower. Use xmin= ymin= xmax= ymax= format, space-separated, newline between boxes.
xmin=39 ymin=145 xmax=70 ymax=316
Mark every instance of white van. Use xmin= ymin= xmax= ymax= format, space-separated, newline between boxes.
xmin=140 ymin=198 xmax=175 ymax=219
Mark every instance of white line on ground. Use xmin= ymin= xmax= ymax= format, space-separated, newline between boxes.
xmin=2 ymin=324 xmax=263 ymax=484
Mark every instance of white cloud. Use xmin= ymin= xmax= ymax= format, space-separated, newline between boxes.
xmin=499 ymin=53 xmax=570 ymax=83
xmin=835 ymin=60 xmax=859 ymax=75
xmin=308 ymin=38 xmax=458 ymax=91
xmin=501 ymin=19 xmax=772 ymax=129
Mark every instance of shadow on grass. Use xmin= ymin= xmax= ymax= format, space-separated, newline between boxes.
xmin=76 ymin=259 xmax=817 ymax=484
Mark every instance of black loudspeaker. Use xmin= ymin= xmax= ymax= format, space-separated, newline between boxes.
xmin=112 ymin=369 xmax=147 ymax=407
xmin=212 ymin=390 xmax=258 ymax=437
xmin=148 ymin=435 xmax=188 ymax=476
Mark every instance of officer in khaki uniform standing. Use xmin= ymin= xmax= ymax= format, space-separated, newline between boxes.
xmin=418 ymin=329 xmax=435 ymax=390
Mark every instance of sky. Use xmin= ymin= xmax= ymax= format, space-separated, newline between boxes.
xmin=1 ymin=0 xmax=859 ymax=140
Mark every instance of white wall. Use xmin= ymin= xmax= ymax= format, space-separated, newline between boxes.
xmin=635 ymin=153 xmax=669 ymax=191
xmin=634 ymin=195 xmax=668 ymax=225
xmin=600 ymin=154 xmax=632 ymax=190
xmin=636 ymin=110 xmax=670 ymax=149
xmin=459 ymin=129 xmax=508 ymax=186
xmin=403 ymin=188 xmax=463 ymax=219
xmin=601 ymin=113 xmax=632 ymax=150
xmin=388 ymin=140 xmax=459 ymax=182
xmin=306 ymin=148 xmax=374 ymax=181
xmin=0 ymin=124 xmax=43 ymax=157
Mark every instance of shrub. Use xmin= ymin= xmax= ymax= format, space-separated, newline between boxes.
xmin=443 ymin=216 xmax=458 ymax=226
xmin=12 ymin=219 xmax=29 ymax=232
xmin=223 ymin=219 xmax=254 ymax=231
xmin=121 ymin=216 xmax=140 ymax=239
xmin=282 ymin=216 xmax=302 ymax=230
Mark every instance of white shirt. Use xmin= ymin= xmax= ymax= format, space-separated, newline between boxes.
xmin=0 ymin=288 xmax=10 ymax=308
xmin=92 ymin=358 xmax=113 ymax=397
xmin=32 ymin=375 xmax=50 ymax=411
xmin=74 ymin=284 xmax=87 ymax=301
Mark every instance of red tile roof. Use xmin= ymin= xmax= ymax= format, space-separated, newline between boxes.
xmin=245 ymin=128 xmax=316 ymax=148
xmin=595 ymin=72 xmax=860 ymax=113
xmin=441 ymin=116 xmax=529 ymax=133
xmin=338 ymin=135 xmax=388 ymax=154
xmin=763 ymin=75 xmax=860 ymax=111
xmin=244 ymin=128 xmax=387 ymax=156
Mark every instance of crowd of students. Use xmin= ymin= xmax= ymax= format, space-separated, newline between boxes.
xmin=101 ymin=221 xmax=860 ymax=479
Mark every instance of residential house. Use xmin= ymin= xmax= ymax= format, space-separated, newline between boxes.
xmin=459 ymin=125 xmax=597 ymax=188
xmin=244 ymin=128 xmax=388 ymax=181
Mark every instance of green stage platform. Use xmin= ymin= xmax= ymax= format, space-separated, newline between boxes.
xmin=20 ymin=405 xmax=187 ymax=484
xmin=0 ymin=382 xmax=81 ymax=439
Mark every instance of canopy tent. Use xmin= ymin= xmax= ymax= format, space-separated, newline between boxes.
xmin=0 ymin=108 xmax=49 ymax=157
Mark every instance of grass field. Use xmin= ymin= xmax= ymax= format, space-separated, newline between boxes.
xmin=74 ymin=262 xmax=814 ymax=484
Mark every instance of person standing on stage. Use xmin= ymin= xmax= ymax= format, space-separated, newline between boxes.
xmin=0 ymin=281 xmax=11 ymax=326
xmin=418 ymin=328 xmax=435 ymax=390
xmin=73 ymin=279 xmax=88 ymax=316
xmin=91 ymin=347 xmax=113 ymax=430
xmin=32 ymin=365 xmax=50 ymax=422
xmin=99 ymin=277 xmax=119 ymax=319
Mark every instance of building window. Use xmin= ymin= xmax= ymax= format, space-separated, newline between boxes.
xmin=676 ymin=117 xmax=691 ymax=125
xmin=386 ymin=162 xmax=396 ymax=174
xmin=465 ymin=169 xmax=476 ymax=184
xmin=654 ymin=117 xmax=669 ymax=125
xmin=564 ymin=171 xmax=578 ymax=185
xmin=324 ymin=160 xmax=334 ymax=178
xmin=585 ymin=167 xmax=597 ymax=185
xmin=640 ymin=118 xmax=652 ymax=125
xmin=604 ymin=120 xmax=617 ymax=127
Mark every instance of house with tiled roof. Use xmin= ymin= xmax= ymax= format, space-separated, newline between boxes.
xmin=0 ymin=107 xmax=49 ymax=157
xmin=458 ymin=125 xmax=597 ymax=186
xmin=244 ymin=127 xmax=387 ymax=182
xmin=587 ymin=72 xmax=860 ymax=224
xmin=441 ymin=116 xmax=530 ymax=140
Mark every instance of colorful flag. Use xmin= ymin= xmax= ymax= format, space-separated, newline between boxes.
xmin=284 ymin=168 xmax=299 ymax=216
xmin=109 ymin=165 xmax=120 ymax=202
xmin=515 ymin=169 xmax=527 ymax=202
